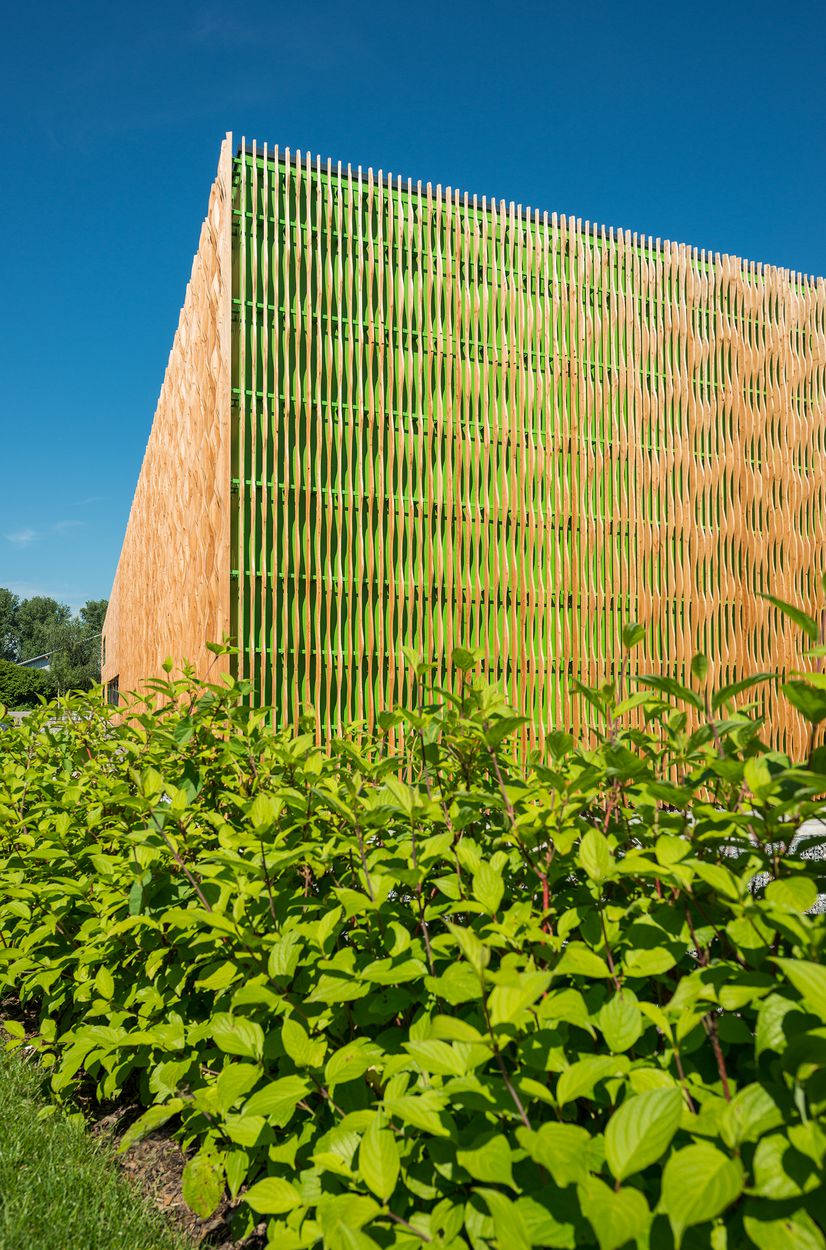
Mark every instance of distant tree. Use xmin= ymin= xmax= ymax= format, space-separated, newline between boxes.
xmin=16 ymin=596 xmax=72 ymax=662
xmin=0 ymin=589 xmax=19 ymax=662
xmin=79 ymin=599 xmax=108 ymax=637
xmin=51 ymin=602 xmax=107 ymax=692
xmin=0 ymin=657 xmax=57 ymax=709
xmin=0 ymin=589 xmax=107 ymax=694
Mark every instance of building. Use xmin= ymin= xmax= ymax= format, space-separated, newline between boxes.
xmin=17 ymin=653 xmax=54 ymax=671
xmin=102 ymin=134 xmax=826 ymax=751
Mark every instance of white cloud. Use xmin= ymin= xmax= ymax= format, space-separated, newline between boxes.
xmin=5 ymin=528 xmax=38 ymax=547
xmin=53 ymin=520 xmax=84 ymax=532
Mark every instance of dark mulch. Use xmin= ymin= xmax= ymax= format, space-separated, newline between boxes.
xmin=90 ymin=1106 xmax=268 ymax=1250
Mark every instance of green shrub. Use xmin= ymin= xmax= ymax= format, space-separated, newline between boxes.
xmin=0 ymin=618 xmax=824 ymax=1250
xmin=0 ymin=656 xmax=56 ymax=709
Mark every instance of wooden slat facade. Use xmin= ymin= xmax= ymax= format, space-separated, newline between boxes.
xmin=102 ymin=138 xmax=233 ymax=697
xmin=104 ymin=135 xmax=826 ymax=753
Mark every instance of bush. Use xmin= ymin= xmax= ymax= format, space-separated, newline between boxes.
xmin=0 ymin=656 xmax=56 ymax=708
xmin=0 ymin=623 xmax=824 ymax=1250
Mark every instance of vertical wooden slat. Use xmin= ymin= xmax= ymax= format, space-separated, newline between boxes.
xmin=106 ymin=140 xmax=826 ymax=759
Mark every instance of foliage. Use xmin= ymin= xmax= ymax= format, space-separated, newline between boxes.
xmin=15 ymin=593 xmax=73 ymax=659
xmin=0 ymin=656 xmax=57 ymax=708
xmin=0 ymin=588 xmax=18 ymax=662
xmin=0 ymin=1048 xmax=186 ymax=1249
xmin=0 ymin=630 xmax=824 ymax=1250
xmin=49 ymin=597 xmax=108 ymax=691
xmin=0 ymin=587 xmax=107 ymax=690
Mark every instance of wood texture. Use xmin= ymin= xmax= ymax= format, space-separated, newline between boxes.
xmin=108 ymin=138 xmax=826 ymax=754
xmin=102 ymin=136 xmax=233 ymax=696
xmin=233 ymin=144 xmax=826 ymax=754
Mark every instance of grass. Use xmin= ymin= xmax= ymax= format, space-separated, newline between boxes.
xmin=0 ymin=1048 xmax=187 ymax=1250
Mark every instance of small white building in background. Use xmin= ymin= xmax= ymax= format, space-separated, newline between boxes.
xmin=17 ymin=652 xmax=55 ymax=672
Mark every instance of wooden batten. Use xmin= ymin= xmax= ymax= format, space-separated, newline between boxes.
xmin=105 ymin=138 xmax=826 ymax=755
xmin=102 ymin=134 xmax=233 ymax=698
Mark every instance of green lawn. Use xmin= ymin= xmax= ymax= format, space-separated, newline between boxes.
xmin=0 ymin=1049 xmax=187 ymax=1250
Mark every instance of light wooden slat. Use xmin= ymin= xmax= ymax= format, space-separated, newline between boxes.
xmin=105 ymin=140 xmax=826 ymax=757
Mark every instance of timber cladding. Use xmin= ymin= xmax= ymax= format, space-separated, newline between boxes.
xmin=103 ymin=138 xmax=233 ymax=697
xmin=104 ymin=133 xmax=826 ymax=753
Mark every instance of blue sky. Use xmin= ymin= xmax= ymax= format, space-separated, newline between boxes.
xmin=1 ymin=1 xmax=824 ymax=611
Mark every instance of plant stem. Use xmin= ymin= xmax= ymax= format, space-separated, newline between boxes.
xmin=704 ymin=1011 xmax=732 ymax=1102
xmin=384 ymin=1210 xmax=432 ymax=1242
xmin=480 ymin=992 xmax=532 ymax=1129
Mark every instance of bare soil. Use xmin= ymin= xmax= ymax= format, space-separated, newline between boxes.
xmin=91 ymin=1105 xmax=268 ymax=1249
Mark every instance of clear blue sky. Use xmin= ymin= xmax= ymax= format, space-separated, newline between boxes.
xmin=1 ymin=1 xmax=824 ymax=611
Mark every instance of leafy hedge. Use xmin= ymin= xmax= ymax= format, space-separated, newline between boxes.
xmin=0 ymin=656 xmax=56 ymax=709
xmin=1 ymin=619 xmax=825 ymax=1250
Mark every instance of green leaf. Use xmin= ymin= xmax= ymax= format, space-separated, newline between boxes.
xmin=744 ymin=1205 xmax=826 ymax=1250
xmin=773 ymin=958 xmax=826 ymax=1016
xmin=281 ymin=1018 xmax=326 ymax=1069
xmin=317 ymin=1194 xmax=380 ymax=1237
xmin=445 ymin=921 xmax=490 ymax=975
xmin=546 ymin=730 xmax=574 ymax=759
xmin=693 ymin=860 xmax=741 ymax=901
xmin=711 ymin=672 xmax=774 ymax=711
xmin=224 ymin=1150 xmax=250 ymax=1201
xmin=477 ymin=1189 xmax=533 ymax=1250
xmin=244 ymin=1075 xmax=309 ymax=1124
xmin=638 ymin=675 xmax=704 ymax=711
xmin=555 ymin=942 xmax=612 ymax=979
xmin=577 ymin=1176 xmax=650 ymax=1250
xmin=752 ymin=1133 xmax=821 ymax=1199
xmin=720 ymin=1084 xmax=783 ymax=1148
xmin=579 ymin=829 xmax=614 ymax=882
xmin=210 ymin=1014 xmax=264 ymax=1061
xmin=484 ymin=716 xmax=528 ymax=748
xmin=604 ymin=1087 xmax=683 ymax=1180
xmin=452 ymin=646 xmax=482 ymax=672
xmin=744 ymin=756 xmax=773 ymax=798
xmin=404 ymin=1039 xmax=467 ymax=1077
xmin=325 ymin=1041 xmax=384 ymax=1087
xmin=661 ymin=1144 xmax=744 ymax=1246
xmin=622 ymin=622 xmax=645 ymax=649
xmin=599 ymin=991 xmax=643 ymax=1053
xmin=756 ymin=993 xmax=798 ymax=1057
xmin=182 ymin=1150 xmax=224 ymax=1219
xmin=765 ymin=877 xmax=818 ymax=913
xmin=425 ymin=961 xmax=482 ymax=1005
xmin=691 ymin=653 xmax=709 ymax=682
xmin=763 ymin=595 xmax=819 ymax=642
xmin=94 ymin=965 xmax=114 ymax=1000
xmin=457 ymin=1135 xmax=515 ymax=1188
xmin=244 ymin=1176 xmax=302 ymax=1215
xmin=358 ymin=1119 xmax=399 ymax=1203
xmin=489 ymin=971 xmax=552 ymax=1027
xmin=783 ymin=680 xmax=826 ymax=724
xmin=385 ymin=1091 xmax=450 ymax=1136
xmin=556 ymin=1055 xmax=626 ymax=1105
xmin=268 ymin=931 xmax=303 ymax=978
xmin=472 ymin=862 xmax=504 ymax=914
xmin=248 ymin=792 xmax=280 ymax=830
xmin=118 ymin=1099 xmax=184 ymax=1153
xmin=516 ymin=1123 xmax=590 ymax=1187
xmin=223 ymin=1113 xmax=266 ymax=1147
xmin=215 ymin=1063 xmax=261 ymax=1114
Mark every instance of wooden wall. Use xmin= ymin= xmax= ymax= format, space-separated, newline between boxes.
xmin=106 ymin=136 xmax=826 ymax=754
xmin=102 ymin=136 xmax=233 ymax=696
xmin=232 ymin=144 xmax=826 ymax=754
